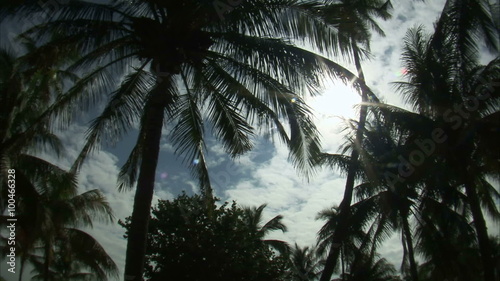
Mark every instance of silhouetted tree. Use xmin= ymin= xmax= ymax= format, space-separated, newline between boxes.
xmin=14 ymin=2 xmax=361 ymax=279
xmin=120 ymin=193 xmax=289 ymax=281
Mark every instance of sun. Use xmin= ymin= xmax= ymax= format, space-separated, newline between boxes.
xmin=306 ymin=81 xmax=362 ymax=153
xmin=308 ymin=81 xmax=361 ymax=121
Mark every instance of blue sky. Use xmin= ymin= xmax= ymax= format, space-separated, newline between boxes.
xmin=2 ymin=0 xmax=499 ymax=280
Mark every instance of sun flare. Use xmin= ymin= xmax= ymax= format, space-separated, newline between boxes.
xmin=306 ymin=82 xmax=362 ymax=153
xmin=309 ymin=82 xmax=361 ymax=121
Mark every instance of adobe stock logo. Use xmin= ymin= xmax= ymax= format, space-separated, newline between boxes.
xmin=384 ymin=128 xmax=447 ymax=187
xmin=384 ymin=76 xmax=500 ymax=188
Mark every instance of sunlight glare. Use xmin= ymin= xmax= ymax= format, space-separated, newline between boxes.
xmin=308 ymin=82 xmax=361 ymax=120
xmin=306 ymin=82 xmax=362 ymax=153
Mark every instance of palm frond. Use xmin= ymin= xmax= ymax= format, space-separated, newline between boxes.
xmin=319 ymin=153 xmax=352 ymax=176
xmin=117 ymin=131 xmax=144 ymax=192
xmin=204 ymin=82 xmax=254 ymax=157
xmin=264 ymin=239 xmax=291 ymax=255
xmin=476 ymin=178 xmax=500 ymax=221
xmin=62 ymin=228 xmax=119 ymax=280
xmin=14 ymin=154 xmax=78 ymax=197
xmin=171 ymin=71 xmax=212 ymax=197
xmin=261 ymin=215 xmax=288 ymax=234
xmin=71 ymin=65 xmax=152 ymax=172
xmin=216 ymin=0 xmax=342 ymax=57
xmin=66 ymin=189 xmax=115 ymax=227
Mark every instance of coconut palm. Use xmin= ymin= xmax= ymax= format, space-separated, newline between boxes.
xmin=302 ymin=1 xmax=393 ymax=279
xmin=354 ymin=190 xmax=419 ymax=279
xmin=416 ymin=202 xmax=500 ymax=281
xmin=316 ymin=201 xmax=400 ymax=281
xmin=353 ymin=53 xmax=499 ymax=281
xmin=346 ymin=1 xmax=500 ymax=278
xmin=13 ymin=1 xmax=370 ymax=279
xmin=287 ymin=243 xmax=323 ymax=281
xmin=0 ymin=46 xmax=70 ymax=280
xmin=402 ymin=1 xmax=500 ymax=277
xmin=316 ymin=196 xmax=387 ymax=278
xmin=23 ymin=187 xmax=117 ymax=281
xmin=341 ymin=253 xmax=398 ymax=281
xmin=387 ymin=22 xmax=500 ymax=280
xmin=347 ymin=117 xmax=422 ymax=280
xmin=0 ymin=159 xmax=118 ymax=281
xmin=414 ymin=196 xmax=482 ymax=281
xmin=0 ymin=44 xmax=75 ymax=187
xmin=0 ymin=47 xmax=118 ymax=281
xmin=28 ymin=227 xmax=118 ymax=281
xmin=242 ymin=204 xmax=290 ymax=255
xmin=321 ymin=80 xmax=489 ymax=281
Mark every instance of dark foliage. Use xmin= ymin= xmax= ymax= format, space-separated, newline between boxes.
xmin=120 ymin=194 xmax=289 ymax=281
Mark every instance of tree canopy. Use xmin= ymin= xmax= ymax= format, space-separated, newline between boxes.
xmin=119 ymin=194 xmax=289 ymax=281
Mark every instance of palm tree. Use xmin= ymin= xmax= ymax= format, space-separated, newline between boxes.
xmin=316 ymin=193 xmax=390 ymax=279
xmin=352 ymin=46 xmax=498 ymax=281
xmin=0 ymin=47 xmax=118 ymax=281
xmin=320 ymin=89 xmax=482 ymax=281
xmin=353 ymin=189 xmax=419 ymax=280
xmin=422 ymin=2 xmax=499 ymax=279
xmin=26 ymin=188 xmax=117 ymax=281
xmin=415 ymin=196 xmax=482 ymax=281
xmin=287 ymin=243 xmax=323 ymax=281
xmin=27 ymin=228 xmax=118 ymax=281
xmin=302 ymin=1 xmax=393 ymax=279
xmin=387 ymin=21 xmax=499 ymax=279
xmin=347 ymin=117 xmax=422 ymax=280
xmin=0 ymin=160 xmax=118 ymax=281
xmin=0 ymin=44 xmax=74 ymax=183
xmin=242 ymin=204 xmax=290 ymax=256
xmin=345 ymin=1 xmax=500 ymax=278
xmin=342 ymin=253 xmax=398 ymax=281
xmin=14 ymin=1 xmax=368 ymax=279
xmin=0 ymin=46 xmax=70 ymax=280
xmin=316 ymin=201 xmax=400 ymax=281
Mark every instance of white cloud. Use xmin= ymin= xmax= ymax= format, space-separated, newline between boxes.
xmin=160 ymin=142 xmax=175 ymax=153
xmin=6 ymin=2 xmax=496 ymax=280
xmin=225 ymin=140 xmax=347 ymax=245
xmin=222 ymin=1 xmax=452 ymax=272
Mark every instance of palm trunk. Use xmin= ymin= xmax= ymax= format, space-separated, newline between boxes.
xmin=123 ymin=79 xmax=170 ymax=281
xmin=464 ymin=182 xmax=494 ymax=281
xmin=402 ymin=214 xmax=419 ymax=281
xmin=320 ymin=45 xmax=369 ymax=281
xmin=341 ymin=243 xmax=345 ymax=281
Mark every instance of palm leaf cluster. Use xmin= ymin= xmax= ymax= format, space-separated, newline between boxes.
xmin=303 ymin=1 xmax=393 ymax=280
xmin=287 ymin=243 xmax=323 ymax=281
xmin=17 ymin=0 xmax=352 ymax=189
xmin=0 ymin=47 xmax=118 ymax=280
xmin=317 ymin=1 xmax=499 ymax=281
xmin=1 ymin=0 xmax=498 ymax=280
xmin=4 ymin=1 xmax=378 ymax=279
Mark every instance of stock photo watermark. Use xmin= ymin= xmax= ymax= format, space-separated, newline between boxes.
xmin=384 ymin=76 xmax=500 ymax=187
xmin=5 ymin=169 xmax=17 ymax=274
